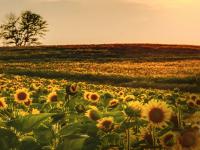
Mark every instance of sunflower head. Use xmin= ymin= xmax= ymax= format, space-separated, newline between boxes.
xmin=85 ymin=106 xmax=100 ymax=121
xmin=178 ymin=128 xmax=200 ymax=149
xmin=187 ymin=100 xmax=196 ymax=108
xmin=83 ymin=91 xmax=91 ymax=101
xmin=195 ymin=99 xmax=200 ymax=107
xmin=118 ymin=91 xmax=124 ymax=97
xmin=31 ymin=108 xmax=40 ymax=115
xmin=125 ymin=101 xmax=143 ymax=117
xmin=24 ymin=99 xmax=32 ymax=106
xmin=190 ymin=94 xmax=198 ymax=101
xmin=89 ymin=92 xmax=100 ymax=103
xmin=139 ymin=128 xmax=153 ymax=145
xmin=142 ymin=100 xmax=172 ymax=128
xmin=97 ymin=117 xmax=114 ymax=132
xmin=14 ymin=88 xmax=30 ymax=103
xmin=124 ymin=95 xmax=135 ymax=103
xmin=160 ymin=132 xmax=177 ymax=148
xmin=66 ymin=83 xmax=79 ymax=95
xmin=47 ymin=92 xmax=58 ymax=102
xmin=75 ymin=104 xmax=86 ymax=114
xmin=108 ymin=99 xmax=119 ymax=108
xmin=0 ymin=97 xmax=7 ymax=109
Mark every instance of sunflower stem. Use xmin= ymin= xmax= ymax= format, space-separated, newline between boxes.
xmin=152 ymin=127 xmax=157 ymax=150
xmin=177 ymin=107 xmax=183 ymax=129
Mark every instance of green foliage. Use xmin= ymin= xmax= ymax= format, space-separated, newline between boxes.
xmin=7 ymin=113 xmax=54 ymax=132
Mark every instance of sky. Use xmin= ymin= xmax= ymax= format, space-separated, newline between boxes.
xmin=0 ymin=0 xmax=200 ymax=45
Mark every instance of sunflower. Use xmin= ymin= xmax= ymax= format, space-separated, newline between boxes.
xmin=0 ymin=97 xmax=7 ymax=109
xmin=142 ymin=100 xmax=172 ymax=128
xmin=191 ymin=124 xmax=200 ymax=130
xmin=67 ymin=83 xmax=79 ymax=95
xmin=24 ymin=99 xmax=32 ymax=106
xmin=85 ymin=106 xmax=100 ymax=121
xmin=190 ymin=94 xmax=198 ymax=101
xmin=83 ymin=91 xmax=91 ymax=101
xmin=96 ymin=117 xmax=114 ymax=132
xmin=184 ymin=112 xmax=200 ymax=124
xmin=47 ymin=92 xmax=58 ymax=102
xmin=14 ymin=88 xmax=30 ymax=103
xmin=195 ymin=99 xmax=200 ymax=107
xmin=118 ymin=91 xmax=124 ymax=97
xmin=160 ymin=131 xmax=177 ymax=148
xmin=139 ymin=128 xmax=153 ymax=145
xmin=125 ymin=101 xmax=143 ymax=117
xmin=187 ymin=100 xmax=196 ymax=108
xmin=89 ymin=92 xmax=100 ymax=103
xmin=31 ymin=108 xmax=40 ymax=115
xmin=18 ymin=110 xmax=29 ymax=116
xmin=175 ymin=128 xmax=200 ymax=150
xmin=108 ymin=99 xmax=119 ymax=108
xmin=124 ymin=95 xmax=135 ymax=103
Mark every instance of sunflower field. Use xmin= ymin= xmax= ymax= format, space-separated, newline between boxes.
xmin=0 ymin=74 xmax=200 ymax=150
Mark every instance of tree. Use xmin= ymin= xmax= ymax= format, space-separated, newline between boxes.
xmin=0 ymin=10 xmax=48 ymax=46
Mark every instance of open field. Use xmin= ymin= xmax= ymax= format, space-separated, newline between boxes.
xmin=1 ymin=44 xmax=200 ymax=149
xmin=0 ymin=44 xmax=200 ymax=92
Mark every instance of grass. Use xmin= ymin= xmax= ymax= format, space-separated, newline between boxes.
xmin=1 ymin=43 xmax=200 ymax=93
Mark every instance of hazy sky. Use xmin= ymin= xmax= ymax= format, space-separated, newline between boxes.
xmin=0 ymin=0 xmax=200 ymax=45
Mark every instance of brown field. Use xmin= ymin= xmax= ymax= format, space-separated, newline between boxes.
xmin=1 ymin=44 xmax=200 ymax=92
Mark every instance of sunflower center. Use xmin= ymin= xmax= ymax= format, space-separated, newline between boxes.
xmin=50 ymin=95 xmax=57 ymax=102
xmin=196 ymin=100 xmax=200 ymax=105
xmin=180 ymin=132 xmax=196 ymax=148
xmin=24 ymin=100 xmax=31 ymax=106
xmin=90 ymin=94 xmax=98 ymax=101
xmin=191 ymin=95 xmax=197 ymax=100
xmin=102 ymin=120 xmax=112 ymax=129
xmin=0 ymin=101 xmax=3 ymax=107
xmin=188 ymin=101 xmax=195 ymax=107
xmin=71 ymin=86 xmax=76 ymax=91
xmin=17 ymin=92 xmax=27 ymax=101
xmin=89 ymin=110 xmax=100 ymax=121
xmin=149 ymin=108 xmax=164 ymax=123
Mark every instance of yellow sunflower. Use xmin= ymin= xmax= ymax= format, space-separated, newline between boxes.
xmin=187 ymin=100 xmax=196 ymax=108
xmin=18 ymin=110 xmax=29 ymax=116
xmin=139 ymin=128 xmax=153 ymax=145
xmin=160 ymin=131 xmax=177 ymax=148
xmin=118 ymin=91 xmax=124 ymax=97
xmin=0 ymin=97 xmax=7 ymax=109
xmin=123 ymin=95 xmax=135 ymax=103
xmin=85 ymin=106 xmax=100 ymax=121
xmin=126 ymin=101 xmax=143 ymax=117
xmin=69 ymin=84 xmax=79 ymax=94
xmin=108 ymin=99 xmax=119 ymax=108
xmin=31 ymin=108 xmax=40 ymax=115
xmin=14 ymin=88 xmax=30 ymax=103
xmin=142 ymin=100 xmax=172 ymax=128
xmin=89 ymin=92 xmax=100 ymax=103
xmin=184 ymin=112 xmax=200 ymax=124
xmin=96 ymin=117 xmax=114 ymax=132
xmin=175 ymin=128 xmax=200 ymax=150
xmin=24 ymin=99 xmax=32 ymax=106
xmin=190 ymin=94 xmax=198 ymax=101
xmin=83 ymin=91 xmax=91 ymax=101
xmin=195 ymin=99 xmax=200 ymax=107
xmin=47 ymin=92 xmax=58 ymax=102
